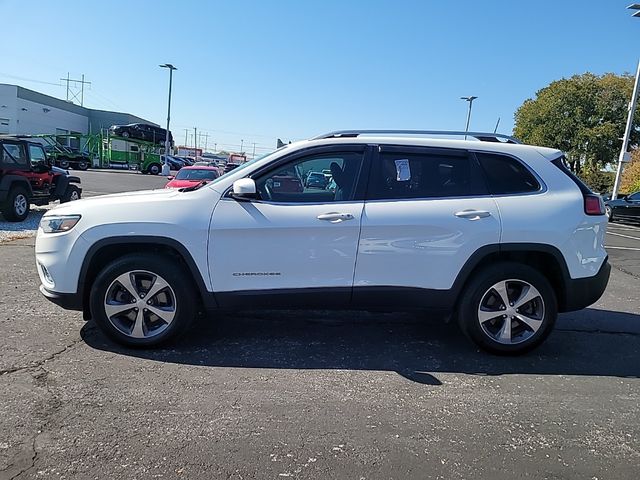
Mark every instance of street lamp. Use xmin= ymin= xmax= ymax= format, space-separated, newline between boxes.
xmin=160 ymin=63 xmax=177 ymax=176
xmin=461 ymin=96 xmax=478 ymax=140
xmin=611 ymin=5 xmax=640 ymax=199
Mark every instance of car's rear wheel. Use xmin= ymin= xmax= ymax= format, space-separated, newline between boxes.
xmin=1 ymin=186 xmax=30 ymax=222
xmin=121 ymin=130 xmax=130 ymax=138
xmin=76 ymin=159 xmax=89 ymax=170
xmin=58 ymin=157 xmax=70 ymax=169
xmin=457 ymin=262 xmax=557 ymax=355
xmin=90 ymin=254 xmax=196 ymax=347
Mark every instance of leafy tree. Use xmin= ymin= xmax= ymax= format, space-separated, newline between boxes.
xmin=514 ymin=73 xmax=640 ymax=173
xmin=621 ymin=150 xmax=640 ymax=194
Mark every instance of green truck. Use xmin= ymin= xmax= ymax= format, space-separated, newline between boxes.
xmin=28 ymin=132 xmax=169 ymax=174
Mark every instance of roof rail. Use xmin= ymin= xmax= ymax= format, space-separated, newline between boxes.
xmin=311 ymin=130 xmax=521 ymax=144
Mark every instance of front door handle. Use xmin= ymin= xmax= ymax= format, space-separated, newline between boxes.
xmin=317 ymin=212 xmax=355 ymax=222
xmin=454 ymin=210 xmax=491 ymax=220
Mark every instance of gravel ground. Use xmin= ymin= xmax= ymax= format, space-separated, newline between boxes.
xmin=0 ymin=205 xmax=53 ymax=243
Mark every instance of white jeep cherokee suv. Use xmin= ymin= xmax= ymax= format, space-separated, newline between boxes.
xmin=35 ymin=130 xmax=610 ymax=354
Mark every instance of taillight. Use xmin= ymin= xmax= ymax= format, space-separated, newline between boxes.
xmin=584 ymin=194 xmax=605 ymax=216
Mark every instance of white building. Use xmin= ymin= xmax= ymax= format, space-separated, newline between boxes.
xmin=0 ymin=83 xmax=157 ymax=147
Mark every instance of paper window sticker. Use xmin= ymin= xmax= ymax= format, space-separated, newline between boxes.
xmin=395 ymin=159 xmax=411 ymax=181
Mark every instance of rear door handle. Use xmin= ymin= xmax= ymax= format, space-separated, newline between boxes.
xmin=317 ymin=212 xmax=355 ymax=222
xmin=454 ymin=210 xmax=491 ymax=220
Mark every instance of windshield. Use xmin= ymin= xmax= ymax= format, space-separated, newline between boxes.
xmin=204 ymin=148 xmax=286 ymax=186
xmin=175 ymin=169 xmax=218 ymax=181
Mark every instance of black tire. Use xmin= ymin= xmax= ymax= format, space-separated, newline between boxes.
xmin=89 ymin=253 xmax=197 ymax=347
xmin=457 ymin=262 xmax=557 ymax=355
xmin=121 ymin=130 xmax=130 ymax=138
xmin=60 ymin=184 xmax=81 ymax=203
xmin=1 ymin=186 xmax=30 ymax=222
xmin=58 ymin=157 xmax=70 ymax=169
xmin=605 ymin=205 xmax=614 ymax=222
xmin=147 ymin=163 xmax=161 ymax=175
xmin=76 ymin=159 xmax=89 ymax=171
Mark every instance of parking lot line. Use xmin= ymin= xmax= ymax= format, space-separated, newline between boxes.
xmin=608 ymin=223 xmax=640 ymax=232
xmin=606 ymin=231 xmax=640 ymax=242
xmin=605 ymin=245 xmax=640 ymax=251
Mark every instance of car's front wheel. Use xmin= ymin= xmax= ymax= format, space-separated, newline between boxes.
xmin=90 ymin=254 xmax=196 ymax=347
xmin=457 ymin=262 xmax=557 ymax=355
xmin=60 ymin=184 xmax=81 ymax=203
xmin=605 ymin=205 xmax=614 ymax=222
xmin=147 ymin=163 xmax=161 ymax=175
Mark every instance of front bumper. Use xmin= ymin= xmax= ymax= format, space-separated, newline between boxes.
xmin=39 ymin=284 xmax=83 ymax=311
xmin=561 ymin=258 xmax=611 ymax=312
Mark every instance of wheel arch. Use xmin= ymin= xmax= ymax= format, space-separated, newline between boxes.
xmin=451 ymin=243 xmax=571 ymax=313
xmin=78 ymin=236 xmax=216 ymax=319
xmin=0 ymin=175 xmax=34 ymax=198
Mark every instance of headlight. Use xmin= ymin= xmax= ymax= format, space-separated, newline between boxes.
xmin=39 ymin=215 xmax=81 ymax=234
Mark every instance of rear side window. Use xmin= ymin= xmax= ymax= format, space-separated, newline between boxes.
xmin=368 ymin=150 xmax=488 ymax=200
xmin=1 ymin=142 xmax=28 ymax=168
xmin=476 ymin=152 xmax=541 ymax=195
xmin=550 ymin=156 xmax=592 ymax=195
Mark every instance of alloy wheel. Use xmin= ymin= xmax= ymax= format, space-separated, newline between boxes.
xmin=14 ymin=194 xmax=28 ymax=217
xmin=477 ymin=279 xmax=545 ymax=345
xmin=103 ymin=270 xmax=176 ymax=339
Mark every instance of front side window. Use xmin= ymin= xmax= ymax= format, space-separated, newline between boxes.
xmin=28 ymin=144 xmax=47 ymax=163
xmin=476 ymin=152 xmax=541 ymax=195
xmin=1 ymin=142 xmax=28 ymax=167
xmin=255 ymin=152 xmax=363 ymax=203
xmin=367 ymin=150 xmax=487 ymax=200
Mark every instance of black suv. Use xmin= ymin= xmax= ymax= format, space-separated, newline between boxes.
xmin=0 ymin=137 xmax=82 ymax=221
xmin=109 ymin=124 xmax=173 ymax=147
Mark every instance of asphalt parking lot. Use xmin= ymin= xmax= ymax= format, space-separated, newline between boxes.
xmin=1 ymin=170 xmax=639 ymax=479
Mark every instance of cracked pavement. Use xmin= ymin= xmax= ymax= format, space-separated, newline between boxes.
xmin=1 ymin=227 xmax=639 ymax=478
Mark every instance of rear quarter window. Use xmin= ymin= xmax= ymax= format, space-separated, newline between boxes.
xmin=476 ymin=152 xmax=541 ymax=195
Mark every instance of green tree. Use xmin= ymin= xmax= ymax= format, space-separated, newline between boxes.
xmin=513 ymin=73 xmax=640 ymax=173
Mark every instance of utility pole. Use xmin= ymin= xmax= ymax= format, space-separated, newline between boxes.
xmin=252 ymin=142 xmax=256 ymax=158
xmin=612 ymin=59 xmax=640 ymax=200
xmin=202 ymin=133 xmax=209 ymax=151
xmin=159 ymin=64 xmax=176 ymax=176
xmin=184 ymin=128 xmax=189 ymax=147
xmin=214 ymin=142 xmax=217 ymax=152
xmin=194 ymin=127 xmax=198 ymax=157
xmin=60 ymin=73 xmax=91 ymax=106
xmin=240 ymin=139 xmax=244 ymax=152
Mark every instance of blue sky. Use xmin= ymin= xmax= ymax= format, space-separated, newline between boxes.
xmin=2 ymin=0 xmax=639 ymax=153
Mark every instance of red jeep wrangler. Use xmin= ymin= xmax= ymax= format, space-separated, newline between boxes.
xmin=0 ymin=136 xmax=82 ymax=222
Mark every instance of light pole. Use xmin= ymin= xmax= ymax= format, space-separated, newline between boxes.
xmin=240 ymin=139 xmax=244 ymax=152
xmin=160 ymin=64 xmax=177 ymax=176
xmin=612 ymin=4 xmax=640 ymax=199
xmin=461 ymin=96 xmax=477 ymax=140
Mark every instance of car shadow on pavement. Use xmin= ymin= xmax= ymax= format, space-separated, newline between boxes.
xmin=81 ymin=308 xmax=640 ymax=385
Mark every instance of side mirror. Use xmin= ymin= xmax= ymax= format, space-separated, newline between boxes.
xmin=167 ymin=175 xmax=174 ymax=180
xmin=232 ymin=178 xmax=257 ymax=199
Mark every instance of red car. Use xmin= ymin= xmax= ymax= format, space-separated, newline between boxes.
xmin=165 ymin=166 xmax=219 ymax=189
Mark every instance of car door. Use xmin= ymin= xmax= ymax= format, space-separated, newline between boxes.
xmin=352 ymin=145 xmax=501 ymax=308
xmin=208 ymin=145 xmax=368 ymax=308
xmin=623 ymin=192 xmax=640 ymax=220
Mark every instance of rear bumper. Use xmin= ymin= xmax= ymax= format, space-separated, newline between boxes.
xmin=561 ymin=258 xmax=611 ymax=312
xmin=39 ymin=284 xmax=83 ymax=311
